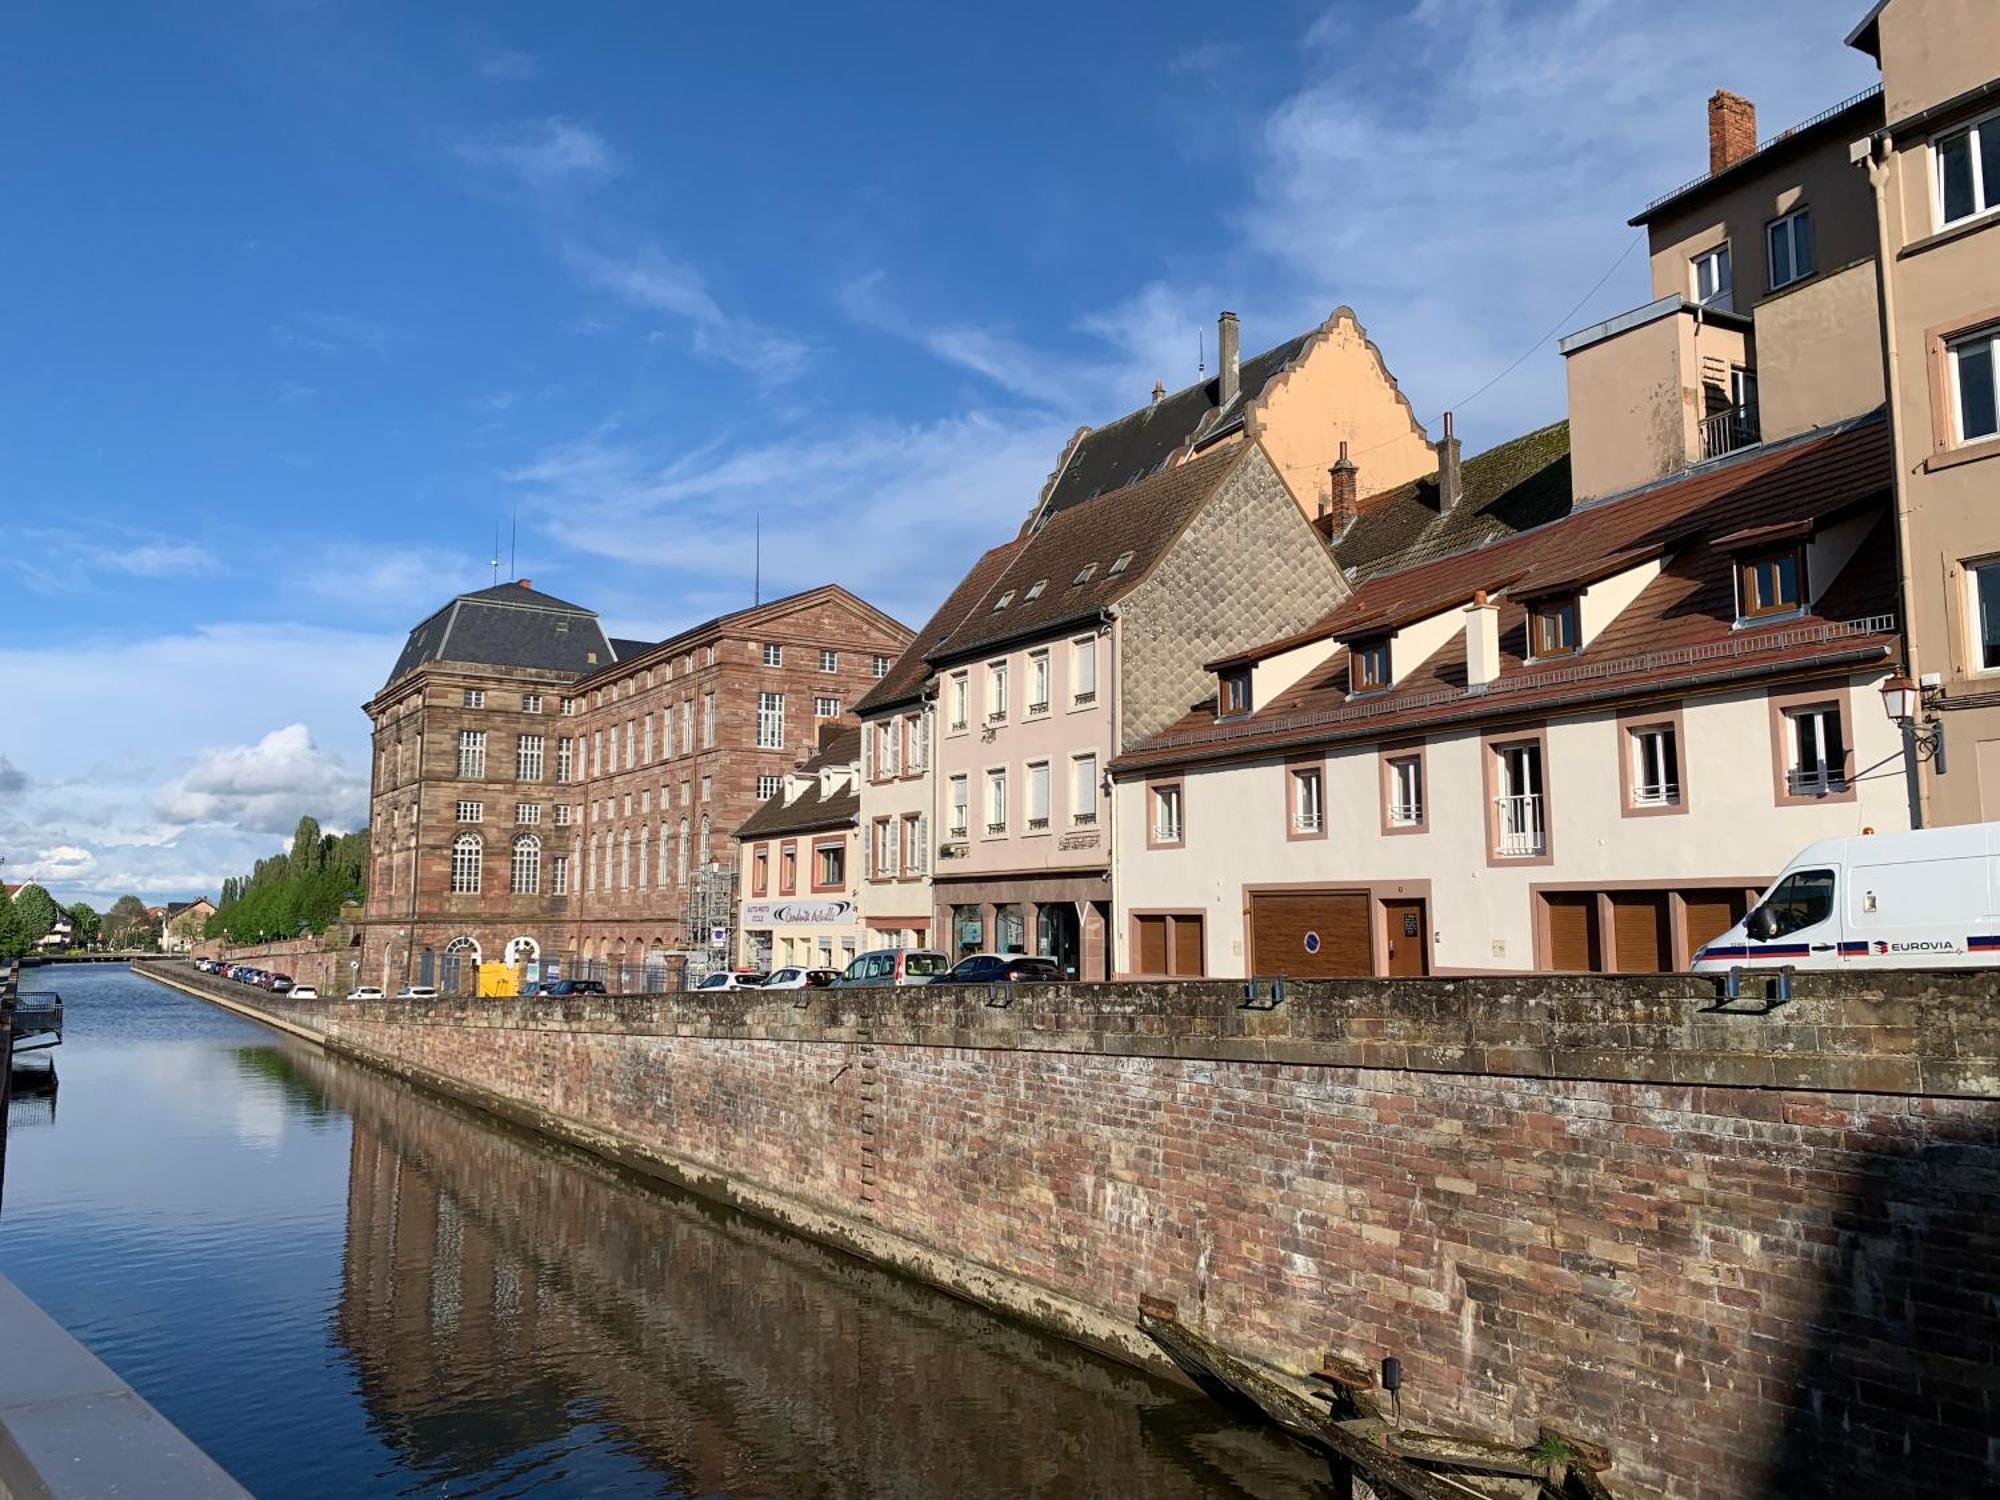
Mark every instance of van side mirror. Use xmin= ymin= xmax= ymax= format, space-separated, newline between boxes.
xmin=1746 ymin=907 xmax=1780 ymax=942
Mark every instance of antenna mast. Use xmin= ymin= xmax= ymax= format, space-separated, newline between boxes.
xmin=753 ymin=512 xmax=762 ymax=606
xmin=490 ymin=520 xmax=500 ymax=586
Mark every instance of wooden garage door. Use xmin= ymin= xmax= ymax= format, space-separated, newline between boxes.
xmin=1681 ymin=890 xmax=1748 ymax=961
xmin=1545 ymin=893 xmax=1602 ymax=972
xmin=1248 ymin=891 xmax=1371 ymax=976
xmin=1610 ymin=891 xmax=1672 ymax=973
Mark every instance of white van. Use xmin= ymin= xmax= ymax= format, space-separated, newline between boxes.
xmin=1691 ymin=822 xmax=2000 ymax=973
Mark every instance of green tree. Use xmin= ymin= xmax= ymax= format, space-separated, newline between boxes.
xmin=104 ymin=894 xmax=151 ymax=948
xmin=66 ymin=902 xmax=101 ymax=948
xmin=290 ymin=816 xmax=324 ymax=879
xmin=0 ymin=891 xmax=26 ymax=961
xmin=10 ymin=883 xmax=59 ymax=945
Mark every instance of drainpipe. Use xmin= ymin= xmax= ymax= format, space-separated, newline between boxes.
xmin=1103 ymin=606 xmax=1121 ymax=980
xmin=1865 ymin=129 xmax=1929 ymax=829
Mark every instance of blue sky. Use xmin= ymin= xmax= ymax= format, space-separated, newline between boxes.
xmin=0 ymin=0 xmax=1880 ymax=907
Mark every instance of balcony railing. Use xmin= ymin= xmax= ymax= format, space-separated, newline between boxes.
xmin=1699 ymin=402 xmax=1760 ymax=461
xmin=1631 ymin=780 xmax=1680 ymax=807
xmin=1388 ymin=801 xmax=1423 ymax=826
xmin=1495 ymin=793 xmax=1546 ymax=857
xmin=1787 ymin=768 xmax=1849 ymax=797
xmin=1072 ymin=812 xmax=1098 ymax=827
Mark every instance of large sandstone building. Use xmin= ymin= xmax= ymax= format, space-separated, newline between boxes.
xmin=360 ymin=579 xmax=910 ymax=991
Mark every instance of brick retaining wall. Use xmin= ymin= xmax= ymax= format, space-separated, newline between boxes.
xmin=141 ymin=963 xmax=2000 ymax=1500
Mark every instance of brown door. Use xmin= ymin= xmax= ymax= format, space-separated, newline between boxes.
xmin=1248 ymin=891 xmax=1372 ymax=976
xmin=1680 ymin=889 xmax=1748 ymax=966
xmin=1610 ymin=891 xmax=1671 ymax=972
xmin=1383 ymin=900 xmax=1429 ymax=976
xmin=1171 ymin=915 xmax=1205 ymax=977
xmin=1135 ymin=915 xmax=1169 ymax=975
xmin=1544 ymin=893 xmax=1602 ymax=972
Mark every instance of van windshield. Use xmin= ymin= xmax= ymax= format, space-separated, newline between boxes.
xmin=904 ymin=952 xmax=949 ymax=977
xmin=1757 ymin=868 xmax=1836 ymax=937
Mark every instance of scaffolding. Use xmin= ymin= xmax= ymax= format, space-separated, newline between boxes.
xmin=681 ymin=861 xmax=739 ymax=986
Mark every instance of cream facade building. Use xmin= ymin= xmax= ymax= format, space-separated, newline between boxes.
xmin=733 ymin=726 xmax=864 ymax=974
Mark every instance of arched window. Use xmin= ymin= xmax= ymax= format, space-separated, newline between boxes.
xmin=619 ymin=829 xmax=631 ymax=890
xmin=506 ymin=936 xmax=539 ymax=966
xmin=511 ymin=834 xmax=541 ymax=895
xmin=677 ymin=819 xmax=689 ymax=882
xmin=699 ymin=813 xmax=710 ymax=866
xmin=446 ymin=935 xmax=481 ymax=963
xmin=451 ymin=832 xmax=482 ymax=894
xmin=637 ymin=825 xmax=649 ymax=890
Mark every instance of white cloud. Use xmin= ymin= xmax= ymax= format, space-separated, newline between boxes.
xmin=0 ymin=527 xmax=223 ymax=592
xmin=565 ymin=240 xmax=812 ymax=383
xmin=157 ymin=724 xmax=367 ymax=836
xmin=0 ymin=757 xmax=25 ymax=797
xmin=291 ymin=543 xmax=491 ymax=616
xmin=458 ymin=116 xmax=621 ymax=192
xmin=12 ymin=846 xmax=95 ymax=882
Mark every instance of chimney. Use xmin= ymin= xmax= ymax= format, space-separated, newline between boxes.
xmin=1434 ymin=412 xmax=1463 ymax=512
xmin=1708 ymin=89 xmax=1756 ymax=175
xmin=517 ymin=578 xmax=532 ymax=589
xmin=1217 ymin=311 xmax=1240 ymax=409
xmin=1151 ymin=379 xmax=1165 ymax=406
xmin=1464 ymin=589 xmax=1500 ymax=689
xmin=1325 ymin=441 xmax=1359 ymax=530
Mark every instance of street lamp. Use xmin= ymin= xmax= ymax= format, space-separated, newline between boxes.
xmin=1880 ymin=674 xmax=1945 ymax=829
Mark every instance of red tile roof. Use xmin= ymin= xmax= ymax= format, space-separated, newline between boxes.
xmin=1120 ymin=416 xmax=1897 ymax=772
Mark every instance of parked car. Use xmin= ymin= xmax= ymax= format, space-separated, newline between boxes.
xmin=760 ymin=966 xmax=841 ymax=990
xmin=931 ymin=953 xmax=1063 ymax=985
xmin=288 ymin=985 xmax=319 ymax=1000
xmin=533 ymin=978 xmax=608 ymax=997
xmin=692 ymin=970 xmax=766 ymax=991
xmin=395 ymin=985 xmax=439 ymax=999
xmin=347 ymin=986 xmax=385 ymax=1000
xmin=262 ymin=974 xmax=294 ymax=993
xmin=831 ymin=948 xmax=950 ymax=987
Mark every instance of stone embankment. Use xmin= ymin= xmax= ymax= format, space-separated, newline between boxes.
xmin=139 ymin=960 xmax=2000 ymax=1500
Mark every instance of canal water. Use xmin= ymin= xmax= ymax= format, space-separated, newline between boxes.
xmin=1 ymin=966 xmax=1334 ymax=1498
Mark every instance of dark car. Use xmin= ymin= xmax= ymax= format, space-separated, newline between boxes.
xmin=534 ymin=978 xmax=608 ymax=997
xmin=930 ymin=953 xmax=1063 ymax=985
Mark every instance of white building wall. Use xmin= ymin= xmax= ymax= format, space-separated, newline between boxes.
xmin=1114 ymin=672 xmax=1909 ymax=975
xmin=856 ymin=706 xmax=937 ymax=944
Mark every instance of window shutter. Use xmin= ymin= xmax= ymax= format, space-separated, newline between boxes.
xmin=862 ymin=723 xmax=874 ymax=779
xmin=913 ymin=814 xmax=928 ymax=873
xmin=862 ymin=825 xmax=874 ymax=879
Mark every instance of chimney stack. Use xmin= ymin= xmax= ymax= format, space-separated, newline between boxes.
xmin=1708 ymin=90 xmax=1757 ymax=175
xmin=1217 ymin=311 xmax=1240 ymax=409
xmin=517 ymin=578 xmax=533 ymax=589
xmin=1464 ymin=589 xmax=1500 ymax=689
xmin=1324 ymin=440 xmax=1359 ymax=530
xmin=1435 ymin=412 xmax=1463 ymax=512
xmin=1151 ymin=379 xmax=1165 ymax=406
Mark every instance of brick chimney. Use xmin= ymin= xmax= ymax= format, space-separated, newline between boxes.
xmin=1217 ymin=311 xmax=1240 ymax=409
xmin=1151 ymin=379 xmax=1165 ymax=406
xmin=517 ymin=578 xmax=533 ymax=589
xmin=1708 ymin=90 xmax=1756 ymax=175
xmin=1324 ymin=441 xmax=1358 ymax=530
xmin=1434 ymin=412 xmax=1463 ymax=513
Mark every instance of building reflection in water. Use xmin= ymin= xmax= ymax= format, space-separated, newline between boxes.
xmin=257 ymin=1043 xmax=1332 ymax=1498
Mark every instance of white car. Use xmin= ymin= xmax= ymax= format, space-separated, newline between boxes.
xmin=394 ymin=985 xmax=439 ymax=999
xmin=289 ymin=985 xmax=320 ymax=1000
xmin=692 ymin=971 xmax=766 ymax=991
xmin=760 ymin=966 xmax=839 ymax=990
xmin=347 ymin=986 xmax=385 ymax=1000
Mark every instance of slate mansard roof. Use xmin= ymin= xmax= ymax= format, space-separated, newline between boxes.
xmin=384 ymin=580 xmax=614 ymax=689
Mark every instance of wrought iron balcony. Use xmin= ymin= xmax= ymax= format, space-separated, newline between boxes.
xmin=1495 ymin=793 xmax=1546 ymax=857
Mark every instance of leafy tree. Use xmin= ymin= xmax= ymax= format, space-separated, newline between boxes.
xmin=66 ymin=902 xmax=101 ymax=948
xmin=206 ymin=815 xmax=368 ymax=945
xmin=104 ymin=894 xmax=152 ymax=948
xmin=10 ymin=883 xmax=59 ymax=945
xmin=290 ymin=816 xmax=324 ymax=880
xmin=0 ymin=891 xmax=26 ymax=961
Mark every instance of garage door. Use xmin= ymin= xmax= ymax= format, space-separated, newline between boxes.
xmin=1682 ymin=890 xmax=1748 ymax=959
xmin=1610 ymin=892 xmax=1672 ymax=973
xmin=1545 ymin=893 xmax=1602 ymax=972
xmin=1248 ymin=891 xmax=1371 ymax=976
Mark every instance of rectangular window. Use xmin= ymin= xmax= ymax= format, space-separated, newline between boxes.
xmin=560 ymin=697 xmax=577 ymax=717
xmin=1948 ymin=326 xmax=1999 ymax=445
xmin=516 ymin=734 xmax=544 ymax=780
xmin=700 ymin=775 xmax=711 ymax=802
xmin=1289 ymin=764 xmax=1324 ymax=835
xmin=985 ymin=769 xmax=1007 ymax=833
xmin=949 ymin=773 xmax=969 ymax=837
xmin=642 ymin=715 xmax=654 ymax=763
xmin=872 ymin=654 xmax=890 ymax=677
xmin=907 ymin=711 xmax=927 ymax=772
xmin=591 ymin=731 xmax=601 ymax=776
xmin=1629 ymin=724 xmax=1681 ymax=807
xmin=781 ymin=845 xmax=798 ymax=894
xmin=820 ymin=649 xmax=838 ymax=672
xmin=1936 ymin=111 xmax=2000 ymax=228
xmin=458 ymin=730 xmax=486 ymax=778
xmin=551 ymin=855 xmax=568 ymax=895
xmin=1351 ymin=639 xmax=1391 ymax=693
xmin=988 ymin=660 xmax=1009 ymax=721
xmin=1072 ymin=637 xmax=1097 ymax=704
xmin=757 ymin=773 xmax=781 ymax=800
xmin=1027 ymin=761 xmax=1051 ymax=830
xmin=816 ymin=842 xmax=845 ymax=887
xmin=762 ymin=643 xmax=783 ymax=667
xmin=521 ymin=693 xmax=543 ymax=714
xmin=455 ymin=800 xmax=483 ymax=822
xmin=949 ymin=671 xmax=969 ymax=731
xmin=1150 ymin=782 xmax=1183 ymax=846
xmin=874 ymin=818 xmax=899 ymax=878
xmin=1493 ymin=741 xmax=1546 ymax=858
xmin=623 ymin=720 xmax=635 ymax=769
xmin=702 ymin=693 xmax=716 ymax=748
xmin=1737 ymin=546 xmax=1804 ymax=619
xmin=1530 ymin=599 xmax=1579 ymax=659
xmin=463 ymin=688 xmax=485 ymax=709
xmin=901 ymin=813 xmax=923 ymax=874
xmin=1071 ymin=754 xmax=1098 ymax=825
xmin=556 ymin=738 xmax=574 ymax=783
xmin=1133 ymin=914 xmax=1204 ymax=977
xmin=1787 ymin=704 xmax=1848 ymax=796
xmin=1028 ymin=650 xmax=1050 ymax=713
xmin=681 ymin=699 xmax=693 ymax=750
xmin=878 ymin=718 xmax=901 ymax=777
xmin=815 ymin=695 xmax=840 ymax=717
xmin=1387 ymin=754 xmax=1424 ymax=827
xmin=1220 ymin=670 xmax=1252 ymax=716
xmin=1971 ymin=559 xmax=2000 ymax=670
xmin=1691 ymin=243 xmax=1732 ymax=311
xmin=554 ymin=804 xmax=573 ymax=827
xmin=1766 ymin=208 xmax=1814 ymax=290
xmin=752 ymin=847 xmax=769 ymax=895
xmin=515 ymin=803 xmax=541 ymax=824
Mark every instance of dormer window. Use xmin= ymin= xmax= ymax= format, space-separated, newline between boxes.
xmin=1351 ymin=638 xmax=1391 ymax=694
xmin=1024 ymin=579 xmax=1046 ymax=600
xmin=1108 ymin=550 xmax=1134 ymax=576
xmin=1737 ymin=545 xmax=1804 ymax=621
xmin=993 ymin=590 xmax=1015 ymax=611
xmin=1530 ymin=598 xmax=1580 ymax=660
xmin=1074 ymin=564 xmax=1097 ymax=585
xmin=1220 ymin=669 xmax=1252 ymax=717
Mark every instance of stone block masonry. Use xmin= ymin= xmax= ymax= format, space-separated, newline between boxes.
xmin=141 ymin=962 xmax=2000 ymax=1500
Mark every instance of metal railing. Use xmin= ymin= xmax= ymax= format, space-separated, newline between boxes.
xmin=1631 ymin=780 xmax=1680 ymax=807
xmin=1495 ymin=793 xmax=1546 ymax=857
xmin=1700 ymin=402 xmax=1760 ymax=461
xmin=1636 ymin=86 xmax=1883 ymax=216
xmin=1387 ymin=802 xmax=1423 ymax=827
xmin=1787 ymin=768 xmax=1849 ymax=797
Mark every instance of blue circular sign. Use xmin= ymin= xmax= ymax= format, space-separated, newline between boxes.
xmin=1303 ymin=931 xmax=1321 ymax=954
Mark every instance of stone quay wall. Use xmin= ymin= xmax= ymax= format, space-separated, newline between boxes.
xmin=140 ymin=961 xmax=2000 ymax=1500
